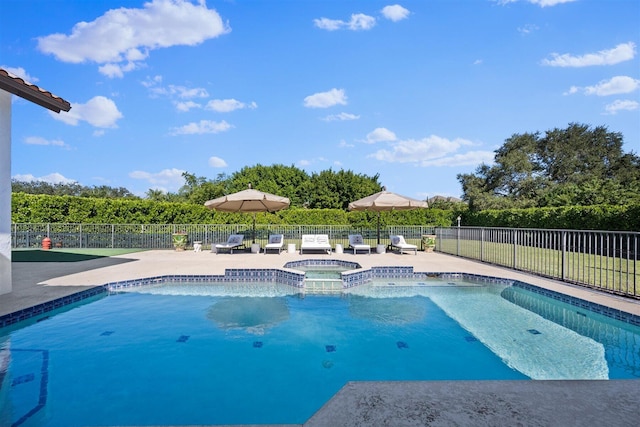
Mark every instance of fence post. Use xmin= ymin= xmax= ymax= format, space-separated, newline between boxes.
xmin=480 ymin=228 xmax=485 ymax=262
xmin=513 ymin=229 xmax=518 ymax=269
xmin=79 ymin=223 xmax=83 ymax=248
xmin=456 ymin=226 xmax=460 ymax=256
xmin=561 ymin=230 xmax=567 ymax=281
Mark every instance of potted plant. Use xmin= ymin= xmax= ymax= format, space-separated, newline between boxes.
xmin=171 ymin=232 xmax=188 ymax=251
xmin=422 ymin=235 xmax=436 ymax=252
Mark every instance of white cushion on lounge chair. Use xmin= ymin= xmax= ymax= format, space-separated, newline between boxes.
xmin=348 ymin=234 xmax=371 ymax=255
xmin=213 ymin=234 xmax=245 ymax=254
xmin=264 ymin=234 xmax=284 ymax=254
xmin=390 ymin=235 xmax=417 ymax=255
xmin=300 ymin=234 xmax=332 ymax=255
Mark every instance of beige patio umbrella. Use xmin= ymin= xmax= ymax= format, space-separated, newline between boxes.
xmin=348 ymin=189 xmax=428 ymax=244
xmin=204 ymin=184 xmax=290 ymax=243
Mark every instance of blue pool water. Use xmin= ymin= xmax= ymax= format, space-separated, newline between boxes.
xmin=1 ymin=279 xmax=639 ymax=426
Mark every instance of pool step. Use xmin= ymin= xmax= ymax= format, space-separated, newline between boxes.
xmin=303 ymin=279 xmax=344 ymax=293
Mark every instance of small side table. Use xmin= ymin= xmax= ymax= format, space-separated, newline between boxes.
xmin=335 ymin=243 xmax=343 ymax=254
xmin=376 ymin=244 xmax=386 ymax=254
xmin=193 ymin=241 xmax=202 ymax=252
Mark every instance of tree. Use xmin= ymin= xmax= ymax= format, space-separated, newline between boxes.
xmin=305 ymin=169 xmax=383 ymax=209
xmin=458 ymin=123 xmax=640 ymax=210
xmin=177 ymin=171 xmax=228 ymax=205
xmin=12 ymin=179 xmax=137 ymax=199
xmin=226 ymin=164 xmax=311 ymax=206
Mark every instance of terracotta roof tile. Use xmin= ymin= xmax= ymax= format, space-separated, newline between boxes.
xmin=0 ymin=68 xmax=71 ymax=113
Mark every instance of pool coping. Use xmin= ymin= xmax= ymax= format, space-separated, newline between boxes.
xmin=3 ymin=266 xmax=639 ymax=329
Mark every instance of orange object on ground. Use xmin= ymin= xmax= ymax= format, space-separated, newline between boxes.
xmin=42 ymin=237 xmax=52 ymax=250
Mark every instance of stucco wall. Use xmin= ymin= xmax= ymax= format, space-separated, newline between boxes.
xmin=0 ymin=90 xmax=12 ymax=294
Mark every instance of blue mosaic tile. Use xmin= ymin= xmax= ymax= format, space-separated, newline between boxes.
xmin=325 ymin=345 xmax=336 ymax=353
xmin=176 ymin=335 xmax=190 ymax=343
xmin=396 ymin=341 xmax=409 ymax=349
xmin=12 ymin=373 xmax=35 ymax=386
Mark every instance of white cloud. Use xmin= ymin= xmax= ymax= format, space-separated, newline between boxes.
xmin=496 ymin=0 xmax=577 ymax=6
xmin=129 ymin=168 xmax=185 ymax=189
xmin=297 ymin=159 xmax=311 ymax=167
xmin=12 ymin=172 xmax=76 ymax=184
xmin=304 ymin=88 xmax=347 ymax=108
xmin=529 ymin=0 xmax=576 ymax=6
xmin=144 ymin=77 xmax=209 ymax=99
xmin=50 ymin=96 xmax=123 ymax=128
xmin=518 ymin=24 xmax=539 ymax=34
xmin=566 ymin=76 xmax=640 ymax=96
xmin=542 ymin=42 xmax=636 ymax=67
xmin=313 ymin=18 xmax=344 ymax=31
xmin=206 ymin=99 xmax=258 ymax=112
xmin=37 ymin=0 xmax=230 ymax=78
xmin=367 ymin=135 xmax=487 ymax=167
xmin=365 ymin=127 xmax=397 ymax=143
xmin=314 ymin=13 xmax=376 ymax=31
xmin=323 ymin=112 xmax=360 ymax=121
xmin=338 ymin=139 xmax=355 ymax=148
xmin=604 ymin=99 xmax=639 ymax=115
xmin=169 ymin=119 xmax=233 ymax=135
xmin=24 ymin=136 xmax=68 ymax=148
xmin=0 ymin=66 xmax=38 ymax=83
xmin=419 ymin=151 xmax=496 ymax=167
xmin=348 ymin=13 xmax=376 ymax=30
xmin=381 ymin=5 xmax=410 ymax=22
xmin=208 ymin=156 xmax=228 ymax=167
xmin=175 ymin=101 xmax=201 ymax=112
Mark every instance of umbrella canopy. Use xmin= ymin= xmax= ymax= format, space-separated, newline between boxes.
xmin=348 ymin=190 xmax=428 ymax=244
xmin=204 ymin=185 xmax=290 ymax=243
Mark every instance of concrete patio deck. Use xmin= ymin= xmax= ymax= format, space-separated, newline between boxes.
xmin=3 ymin=249 xmax=640 ymax=426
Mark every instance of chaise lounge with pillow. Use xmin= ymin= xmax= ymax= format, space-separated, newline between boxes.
xmin=300 ymin=234 xmax=332 ymax=255
xmin=390 ymin=235 xmax=417 ymax=255
xmin=212 ymin=234 xmax=245 ymax=254
xmin=264 ymin=234 xmax=285 ymax=254
xmin=348 ymin=234 xmax=371 ymax=255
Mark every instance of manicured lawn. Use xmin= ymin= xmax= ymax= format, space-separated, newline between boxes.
xmin=12 ymin=248 xmax=146 ymax=262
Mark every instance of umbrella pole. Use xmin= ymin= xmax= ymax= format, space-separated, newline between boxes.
xmin=377 ymin=211 xmax=381 ymax=245
xmin=252 ymin=213 xmax=256 ymax=244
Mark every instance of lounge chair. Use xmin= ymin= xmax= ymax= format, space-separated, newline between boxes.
xmin=300 ymin=234 xmax=332 ymax=255
xmin=264 ymin=234 xmax=284 ymax=254
xmin=390 ymin=235 xmax=417 ymax=255
xmin=212 ymin=234 xmax=245 ymax=254
xmin=348 ymin=234 xmax=371 ymax=255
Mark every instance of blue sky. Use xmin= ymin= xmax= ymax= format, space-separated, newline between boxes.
xmin=2 ymin=0 xmax=639 ymax=200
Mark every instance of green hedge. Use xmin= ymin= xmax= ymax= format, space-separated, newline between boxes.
xmin=463 ymin=204 xmax=640 ymax=231
xmin=13 ymin=193 xmax=637 ymax=231
xmin=11 ymin=193 xmax=453 ymax=227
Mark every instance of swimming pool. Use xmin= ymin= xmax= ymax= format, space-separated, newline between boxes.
xmin=1 ymin=277 xmax=639 ymax=426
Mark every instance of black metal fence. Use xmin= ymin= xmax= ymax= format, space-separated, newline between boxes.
xmin=437 ymin=227 xmax=639 ymax=299
xmin=11 ymin=223 xmax=435 ymax=251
